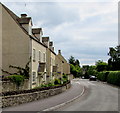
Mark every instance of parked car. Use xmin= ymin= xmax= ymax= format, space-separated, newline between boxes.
xmin=81 ymin=76 xmax=85 ymax=79
xmin=89 ymin=75 xmax=97 ymax=81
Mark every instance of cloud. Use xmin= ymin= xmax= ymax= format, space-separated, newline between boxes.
xmin=2 ymin=1 xmax=118 ymax=66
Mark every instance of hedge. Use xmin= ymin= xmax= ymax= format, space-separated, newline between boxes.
xmin=107 ymin=71 xmax=120 ymax=86
xmin=97 ymin=71 xmax=109 ymax=82
xmin=97 ymin=71 xmax=120 ymax=86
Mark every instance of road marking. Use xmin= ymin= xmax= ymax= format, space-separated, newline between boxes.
xmin=87 ymin=81 xmax=95 ymax=86
xmin=42 ymin=85 xmax=85 ymax=112
xmin=75 ymin=82 xmax=81 ymax=84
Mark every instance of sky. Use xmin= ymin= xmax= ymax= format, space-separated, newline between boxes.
xmin=1 ymin=0 xmax=119 ymax=66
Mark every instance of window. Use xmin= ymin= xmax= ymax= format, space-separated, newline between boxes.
xmin=32 ymin=72 xmax=36 ymax=82
xmin=50 ymin=57 xmax=52 ymax=65
xmin=39 ymin=51 xmax=41 ymax=62
xmin=33 ymin=49 xmax=36 ymax=62
xmin=43 ymin=53 xmax=46 ymax=62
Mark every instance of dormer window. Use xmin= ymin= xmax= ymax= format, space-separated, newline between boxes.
xmin=17 ymin=14 xmax=33 ymax=35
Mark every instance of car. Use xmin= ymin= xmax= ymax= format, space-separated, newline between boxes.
xmin=89 ymin=75 xmax=97 ymax=81
xmin=81 ymin=76 xmax=85 ymax=79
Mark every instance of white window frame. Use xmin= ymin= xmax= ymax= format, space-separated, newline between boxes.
xmin=43 ymin=53 xmax=46 ymax=62
xmin=32 ymin=71 xmax=36 ymax=82
xmin=39 ymin=51 xmax=41 ymax=62
xmin=33 ymin=48 xmax=36 ymax=62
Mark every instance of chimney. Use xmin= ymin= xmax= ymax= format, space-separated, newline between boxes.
xmin=49 ymin=41 xmax=53 ymax=50
xmin=21 ymin=14 xmax=27 ymax=18
xmin=52 ymin=47 xmax=54 ymax=52
xmin=42 ymin=37 xmax=49 ymax=47
xmin=58 ymin=50 xmax=61 ymax=55
xmin=32 ymin=28 xmax=43 ymax=42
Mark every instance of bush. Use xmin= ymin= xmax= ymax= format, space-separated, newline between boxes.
xmin=62 ymin=74 xmax=68 ymax=83
xmin=40 ymin=83 xmax=54 ymax=88
xmin=5 ymin=75 xmax=25 ymax=88
xmin=97 ymin=71 xmax=109 ymax=82
xmin=97 ymin=71 xmax=120 ymax=86
xmin=54 ymin=79 xmax=61 ymax=85
xmin=107 ymin=71 xmax=120 ymax=86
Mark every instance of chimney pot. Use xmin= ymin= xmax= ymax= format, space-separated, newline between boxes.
xmin=58 ymin=50 xmax=61 ymax=54
xmin=21 ymin=14 xmax=27 ymax=18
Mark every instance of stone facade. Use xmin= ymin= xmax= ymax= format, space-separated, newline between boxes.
xmin=2 ymin=82 xmax=71 ymax=108
xmin=2 ymin=79 xmax=29 ymax=92
xmin=1 ymin=3 xmax=71 ymax=89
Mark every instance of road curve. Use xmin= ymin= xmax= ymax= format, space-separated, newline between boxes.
xmin=56 ymin=79 xmax=118 ymax=111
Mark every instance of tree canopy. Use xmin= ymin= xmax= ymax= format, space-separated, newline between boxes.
xmin=95 ymin=60 xmax=108 ymax=72
xmin=68 ymin=56 xmax=81 ymax=78
xmin=108 ymin=46 xmax=120 ymax=70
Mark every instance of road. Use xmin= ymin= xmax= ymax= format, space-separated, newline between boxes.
xmin=56 ymin=79 xmax=119 ymax=111
xmin=2 ymin=79 xmax=119 ymax=112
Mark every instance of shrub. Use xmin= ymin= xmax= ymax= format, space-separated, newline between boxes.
xmin=107 ymin=71 xmax=120 ymax=86
xmin=54 ymin=79 xmax=61 ymax=85
xmin=97 ymin=71 xmax=120 ymax=86
xmin=5 ymin=75 xmax=25 ymax=89
xmin=97 ymin=71 xmax=109 ymax=82
xmin=62 ymin=74 xmax=68 ymax=84
xmin=62 ymin=74 xmax=68 ymax=80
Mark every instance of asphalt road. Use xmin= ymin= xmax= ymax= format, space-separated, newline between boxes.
xmin=2 ymin=79 xmax=119 ymax=112
xmin=56 ymin=79 xmax=119 ymax=111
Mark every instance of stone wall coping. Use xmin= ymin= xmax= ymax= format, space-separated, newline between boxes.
xmin=2 ymin=88 xmax=61 ymax=98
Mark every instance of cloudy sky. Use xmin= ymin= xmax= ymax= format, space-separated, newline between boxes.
xmin=2 ymin=0 xmax=119 ymax=66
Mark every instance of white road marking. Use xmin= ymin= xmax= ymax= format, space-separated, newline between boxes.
xmin=75 ymin=82 xmax=81 ymax=85
xmin=42 ymin=85 xmax=85 ymax=111
xmin=87 ymin=81 xmax=95 ymax=86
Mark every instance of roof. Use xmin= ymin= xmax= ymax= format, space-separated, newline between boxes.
xmin=1 ymin=3 xmax=45 ymax=47
xmin=2 ymin=3 xmax=28 ymax=35
xmin=2 ymin=3 xmax=57 ymax=56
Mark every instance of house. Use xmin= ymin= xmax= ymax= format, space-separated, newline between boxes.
xmin=1 ymin=3 xmax=48 ymax=88
xmin=42 ymin=37 xmax=57 ymax=83
xmin=56 ymin=50 xmax=70 ymax=80
xmin=1 ymin=3 xmax=70 ymax=89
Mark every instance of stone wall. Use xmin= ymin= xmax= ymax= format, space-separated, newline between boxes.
xmin=2 ymin=83 xmax=71 ymax=108
xmin=2 ymin=79 xmax=29 ymax=92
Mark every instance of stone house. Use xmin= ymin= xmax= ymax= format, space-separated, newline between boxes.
xmin=56 ymin=50 xmax=70 ymax=80
xmin=1 ymin=3 xmax=70 ymax=89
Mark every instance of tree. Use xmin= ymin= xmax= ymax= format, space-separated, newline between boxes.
xmin=108 ymin=46 xmax=120 ymax=70
xmin=95 ymin=60 xmax=108 ymax=72
xmin=69 ymin=56 xmax=81 ymax=78
xmin=87 ymin=65 xmax=97 ymax=76
xmin=75 ymin=59 xmax=80 ymax=67
xmin=82 ymin=65 xmax=89 ymax=78
xmin=68 ymin=56 xmax=76 ymax=65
